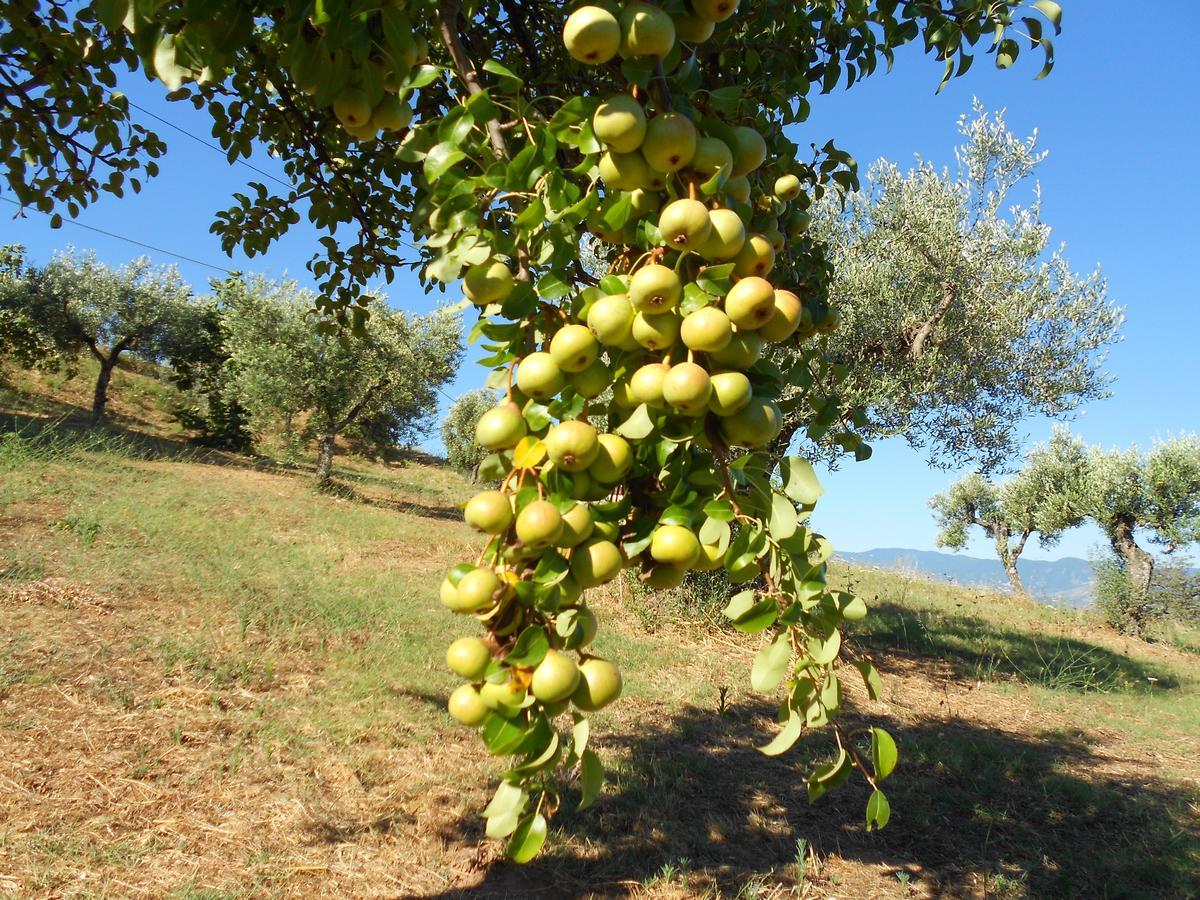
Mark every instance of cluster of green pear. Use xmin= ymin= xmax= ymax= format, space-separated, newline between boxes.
xmin=283 ymin=1 xmax=425 ymax=142
xmin=439 ymin=0 xmax=832 ymax=734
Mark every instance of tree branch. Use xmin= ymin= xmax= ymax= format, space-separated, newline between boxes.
xmin=909 ymin=279 xmax=957 ymax=358
xmin=438 ymin=0 xmax=508 ymax=159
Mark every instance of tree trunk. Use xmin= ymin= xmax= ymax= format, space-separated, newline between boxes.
xmin=1110 ymin=517 xmax=1154 ymax=597
xmin=90 ymin=357 xmax=117 ymax=426
xmin=994 ymin=526 xmax=1027 ymax=595
xmin=315 ymin=430 xmax=337 ymax=487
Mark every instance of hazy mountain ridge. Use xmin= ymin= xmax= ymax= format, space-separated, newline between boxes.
xmin=836 ymin=548 xmax=1096 ymax=608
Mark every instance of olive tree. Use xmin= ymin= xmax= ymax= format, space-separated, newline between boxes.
xmin=930 ymin=428 xmax=1090 ymax=594
xmin=3 ymin=0 xmax=1065 ymax=862
xmin=442 ymin=387 xmax=498 ymax=474
xmin=0 ymin=245 xmax=196 ymax=423
xmin=772 ymin=103 xmax=1123 ymax=472
xmin=219 ymin=276 xmax=462 ymax=485
xmin=1087 ymin=435 xmax=1200 ymax=622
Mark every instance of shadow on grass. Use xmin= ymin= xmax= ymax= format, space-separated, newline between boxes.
xmin=422 ymin=701 xmax=1199 ymax=898
xmin=856 ymin=602 xmax=1181 ymax=693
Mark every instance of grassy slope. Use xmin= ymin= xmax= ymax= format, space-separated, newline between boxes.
xmin=0 ymin=365 xmax=1197 ymax=899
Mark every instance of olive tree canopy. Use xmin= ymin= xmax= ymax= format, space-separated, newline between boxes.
xmin=774 ymin=103 xmax=1123 ymax=472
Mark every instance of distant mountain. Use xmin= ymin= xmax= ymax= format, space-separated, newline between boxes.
xmin=835 ymin=548 xmax=1096 ymax=608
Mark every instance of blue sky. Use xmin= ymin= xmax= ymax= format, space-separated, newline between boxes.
xmin=4 ymin=1 xmax=1197 ymax=562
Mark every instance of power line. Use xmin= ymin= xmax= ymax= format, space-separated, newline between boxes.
xmin=122 ymin=96 xmax=424 ymax=255
xmin=2 ymin=195 xmax=236 ymax=274
xmin=126 ymin=98 xmax=293 ymax=191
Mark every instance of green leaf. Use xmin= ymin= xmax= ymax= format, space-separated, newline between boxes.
xmin=482 ymin=713 xmax=530 ymax=756
xmin=703 ymin=499 xmax=734 ymax=522
xmin=578 ymin=749 xmax=604 ymax=810
xmin=1033 ymin=0 xmax=1063 ymax=32
xmin=731 ymin=598 xmax=779 ymax=634
xmin=871 ymin=727 xmax=898 ymax=781
xmin=424 ymin=142 xmax=467 ymax=181
xmin=751 ymin=633 xmax=791 ymax=692
xmin=482 ymin=58 xmax=523 ymax=85
xmin=855 ymin=659 xmax=883 ymax=701
xmin=865 ymin=789 xmax=891 ymax=831
xmin=780 ymin=457 xmax=824 ymax=505
xmin=572 ymin=716 xmax=590 ymax=757
xmin=805 ymin=628 xmax=841 ymax=665
xmin=484 ymin=781 xmax=527 ymax=838
xmin=721 ymin=590 xmax=756 ymax=621
xmin=758 ymin=712 xmax=804 ymax=756
xmin=615 ymin=403 xmax=655 ymax=439
xmin=505 ymin=626 xmax=549 ymax=666
xmin=506 ymin=811 xmax=547 ymax=862
xmin=698 ymin=517 xmax=730 ymax=548
xmin=769 ymin=493 xmax=798 ymax=540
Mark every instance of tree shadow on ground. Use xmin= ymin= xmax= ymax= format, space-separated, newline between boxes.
xmin=423 ymin=700 xmax=1199 ymax=898
xmin=857 ymin=601 xmax=1182 ymax=693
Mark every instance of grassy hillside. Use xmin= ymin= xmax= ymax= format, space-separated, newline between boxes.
xmin=1 ymin=367 xmax=1197 ymax=899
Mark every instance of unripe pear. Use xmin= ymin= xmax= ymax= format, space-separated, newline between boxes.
xmin=570 ymin=359 xmax=611 ymax=399
xmin=658 ymin=198 xmax=712 ymax=250
xmin=632 ymin=311 xmax=680 ymax=351
xmin=687 ymin=136 xmax=733 ymax=186
xmin=758 ymin=289 xmax=803 ymax=342
xmin=446 ymin=637 xmax=492 ymax=679
xmin=591 ymin=519 xmax=620 ymax=542
xmin=719 ymin=397 xmax=782 ymax=448
xmin=531 ymin=650 xmax=581 ymax=703
xmin=775 ymin=173 xmax=802 ymax=201
xmin=545 ymin=419 xmax=600 ymax=472
xmin=475 ymin=402 xmax=526 ymax=450
xmin=708 ymin=370 xmax=752 ymax=416
xmin=448 ymin=567 xmax=503 ymax=613
xmin=642 ymin=113 xmax=697 ymax=173
xmin=593 ymin=95 xmax=647 ymax=152
xmin=709 ymin=329 xmax=763 ymax=368
xmin=619 ymin=1 xmax=676 ymax=57
xmin=570 ymin=539 xmax=624 ymax=587
xmin=763 ymin=228 xmax=786 ymax=254
xmin=587 ymin=294 xmax=635 ymax=346
xmin=464 ymin=490 xmax=514 ymax=534
xmin=590 ymin=433 xmax=633 ymax=483
xmin=629 ymin=263 xmax=682 ymax=312
xmin=699 ymin=208 xmax=746 ymax=260
xmin=549 ymin=324 xmax=599 ymax=373
xmin=479 ymin=678 xmax=526 ymax=711
xmin=572 ymin=658 xmax=623 ymax=711
xmin=725 ymin=174 xmax=751 ymax=203
xmin=611 ymin=375 xmax=638 ymax=408
xmin=724 ymin=276 xmax=776 ymax=329
xmin=662 ymin=361 xmax=712 ymax=415
xmin=371 ymin=95 xmax=413 ymax=132
xmin=630 ymin=361 xmax=671 ymax=406
xmin=333 ymin=87 xmax=371 ymax=128
xmin=464 ymin=259 xmax=515 ymax=304
xmin=563 ymin=5 xmax=621 ymax=64
xmin=558 ymin=503 xmax=595 ymax=548
xmin=672 ymin=12 xmax=714 ymax=43
xmin=650 ymin=524 xmax=701 ymax=567
xmin=599 ymin=150 xmax=651 ymax=191
xmin=692 ymin=0 xmax=739 ymax=22
xmin=628 ymin=188 xmax=660 ymax=217
xmin=344 ymin=121 xmax=379 ymax=143
xmin=729 ymin=125 xmax=767 ymax=176
xmin=732 ymin=233 xmax=775 ymax=277
xmin=680 ymin=306 xmax=733 ymax=352
xmin=786 ymin=208 xmax=812 ymax=238
xmin=517 ymin=352 xmax=565 ymax=399
xmin=448 ymin=684 xmax=490 ymax=725
xmin=642 ymin=564 xmax=687 ymax=589
xmin=516 ymin=499 xmax=564 ymax=549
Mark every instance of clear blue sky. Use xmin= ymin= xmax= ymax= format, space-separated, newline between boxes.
xmin=4 ymin=1 xmax=1197 ymax=562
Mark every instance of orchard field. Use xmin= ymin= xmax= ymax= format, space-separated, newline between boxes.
xmin=0 ymin=367 xmax=1197 ymax=899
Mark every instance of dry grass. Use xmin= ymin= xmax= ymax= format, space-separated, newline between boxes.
xmin=0 ymin=375 xmax=1198 ymax=899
